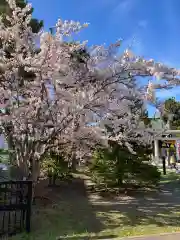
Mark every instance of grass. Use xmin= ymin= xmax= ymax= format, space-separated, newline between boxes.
xmin=160 ymin=171 xmax=180 ymax=183
xmin=10 ymin=206 xmax=180 ymax=240
xmin=9 ymin=173 xmax=180 ymax=240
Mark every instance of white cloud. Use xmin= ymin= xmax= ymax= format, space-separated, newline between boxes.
xmin=110 ymin=0 xmax=147 ymax=56
xmin=113 ymin=0 xmax=135 ymax=14
xmin=162 ymin=0 xmax=177 ymax=33
xmin=138 ymin=20 xmax=148 ymax=29
xmin=118 ymin=31 xmax=145 ymax=56
xmin=118 ymin=1 xmax=131 ymax=11
xmin=109 ymin=0 xmax=147 ymax=31
xmin=94 ymin=0 xmax=117 ymax=8
xmin=111 ymin=0 xmax=141 ymax=19
xmin=79 ymin=0 xmax=117 ymax=14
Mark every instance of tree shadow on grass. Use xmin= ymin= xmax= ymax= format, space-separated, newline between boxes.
xmin=30 ymin=178 xmax=117 ymax=240
xmin=20 ymin=176 xmax=180 ymax=240
xmin=88 ymin=178 xmax=180 ymax=232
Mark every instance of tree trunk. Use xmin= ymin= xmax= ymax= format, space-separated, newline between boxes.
xmin=167 ymin=149 xmax=170 ymax=166
xmin=9 ymin=152 xmax=29 ymax=180
xmin=71 ymin=152 xmax=78 ymax=171
xmin=162 ymin=157 xmax=166 ymax=175
xmin=31 ymin=159 xmax=40 ymax=182
xmin=27 ymin=159 xmax=41 ymax=204
xmin=7 ymin=132 xmax=15 ymax=165
xmin=117 ymin=176 xmax=123 ymax=186
xmin=52 ymin=174 xmax=57 ymax=185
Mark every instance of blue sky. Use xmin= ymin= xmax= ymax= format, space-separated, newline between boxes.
xmin=30 ymin=0 xmax=180 ymax=117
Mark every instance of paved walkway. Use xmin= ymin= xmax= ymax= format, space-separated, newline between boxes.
xmin=120 ymin=232 xmax=180 ymax=240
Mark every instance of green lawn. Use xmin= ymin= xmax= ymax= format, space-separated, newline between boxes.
xmin=160 ymin=171 xmax=180 ymax=183
xmin=10 ymin=174 xmax=180 ymax=240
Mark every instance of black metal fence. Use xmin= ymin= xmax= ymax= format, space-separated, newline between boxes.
xmin=0 ymin=180 xmax=32 ymax=237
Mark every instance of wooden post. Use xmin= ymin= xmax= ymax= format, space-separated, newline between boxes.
xmin=162 ymin=157 xmax=166 ymax=175
xmin=154 ymin=139 xmax=160 ymax=164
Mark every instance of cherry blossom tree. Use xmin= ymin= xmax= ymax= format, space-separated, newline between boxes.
xmin=0 ymin=0 xmax=178 ymax=181
xmin=146 ymin=63 xmax=180 ymax=110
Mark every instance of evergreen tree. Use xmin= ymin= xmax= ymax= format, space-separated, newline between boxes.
xmin=163 ymin=97 xmax=180 ymax=129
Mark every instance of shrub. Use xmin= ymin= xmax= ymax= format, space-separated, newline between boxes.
xmin=41 ymin=151 xmax=72 ymax=185
xmin=0 ymin=149 xmax=9 ymax=164
xmin=126 ymin=160 xmax=161 ymax=187
xmin=90 ymin=141 xmax=161 ymax=190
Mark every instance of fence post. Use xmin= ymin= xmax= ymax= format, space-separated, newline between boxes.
xmin=26 ymin=181 xmax=32 ymax=233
